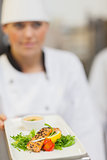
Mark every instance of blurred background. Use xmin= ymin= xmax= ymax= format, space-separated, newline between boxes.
xmin=0 ymin=0 xmax=107 ymax=76
xmin=44 ymin=0 xmax=107 ymax=76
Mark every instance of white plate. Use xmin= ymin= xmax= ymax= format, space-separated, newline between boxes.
xmin=4 ymin=115 xmax=87 ymax=160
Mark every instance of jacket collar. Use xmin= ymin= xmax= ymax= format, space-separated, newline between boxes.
xmin=5 ymin=46 xmax=47 ymax=73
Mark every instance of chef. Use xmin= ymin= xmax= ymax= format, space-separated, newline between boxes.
xmin=89 ymin=48 xmax=107 ymax=124
xmin=0 ymin=0 xmax=105 ymax=159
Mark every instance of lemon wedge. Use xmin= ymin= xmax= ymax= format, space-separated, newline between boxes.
xmin=48 ymin=131 xmax=61 ymax=143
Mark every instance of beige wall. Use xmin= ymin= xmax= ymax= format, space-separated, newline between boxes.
xmin=45 ymin=0 xmax=107 ymax=27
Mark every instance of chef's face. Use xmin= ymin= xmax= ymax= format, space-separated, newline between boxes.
xmin=2 ymin=21 xmax=49 ymax=57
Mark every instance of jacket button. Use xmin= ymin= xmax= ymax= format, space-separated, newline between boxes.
xmin=45 ymin=106 xmax=49 ymax=111
xmin=9 ymin=79 xmax=14 ymax=84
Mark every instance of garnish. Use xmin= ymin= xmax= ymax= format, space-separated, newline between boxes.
xmin=28 ymin=119 xmax=35 ymax=121
xmin=43 ymin=138 xmax=55 ymax=151
xmin=10 ymin=129 xmax=36 ymax=151
xmin=55 ymin=134 xmax=75 ymax=150
xmin=44 ymin=123 xmax=55 ymax=136
xmin=48 ymin=131 xmax=61 ymax=143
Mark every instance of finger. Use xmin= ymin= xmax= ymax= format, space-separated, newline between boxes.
xmin=0 ymin=114 xmax=7 ymax=121
xmin=0 ymin=120 xmax=4 ymax=129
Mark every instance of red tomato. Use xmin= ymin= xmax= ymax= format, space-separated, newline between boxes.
xmin=43 ymin=138 xmax=51 ymax=145
xmin=43 ymin=139 xmax=55 ymax=151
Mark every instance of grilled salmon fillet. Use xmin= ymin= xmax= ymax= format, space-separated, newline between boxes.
xmin=53 ymin=128 xmax=61 ymax=133
xmin=27 ymin=127 xmax=52 ymax=152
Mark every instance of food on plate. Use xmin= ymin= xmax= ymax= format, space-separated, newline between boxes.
xmin=55 ymin=134 xmax=75 ymax=150
xmin=10 ymin=129 xmax=36 ymax=151
xmin=27 ymin=127 xmax=53 ymax=152
xmin=48 ymin=130 xmax=61 ymax=143
xmin=10 ymin=124 xmax=75 ymax=152
xmin=42 ymin=138 xmax=55 ymax=151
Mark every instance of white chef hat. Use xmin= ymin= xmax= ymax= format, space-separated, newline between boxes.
xmin=1 ymin=0 xmax=49 ymax=25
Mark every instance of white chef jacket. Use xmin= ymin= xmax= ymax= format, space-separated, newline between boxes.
xmin=0 ymin=47 xmax=105 ymax=160
xmin=89 ymin=48 xmax=107 ymax=124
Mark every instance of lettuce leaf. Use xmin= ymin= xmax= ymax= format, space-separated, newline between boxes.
xmin=10 ymin=129 xmax=36 ymax=151
xmin=55 ymin=134 xmax=75 ymax=150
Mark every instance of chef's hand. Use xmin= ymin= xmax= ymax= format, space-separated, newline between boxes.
xmin=0 ymin=114 xmax=7 ymax=130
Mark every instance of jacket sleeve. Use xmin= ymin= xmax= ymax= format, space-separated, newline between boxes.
xmin=62 ymin=55 xmax=105 ymax=160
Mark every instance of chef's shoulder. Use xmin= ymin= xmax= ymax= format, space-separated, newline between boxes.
xmin=92 ymin=48 xmax=107 ymax=66
xmin=44 ymin=47 xmax=82 ymax=70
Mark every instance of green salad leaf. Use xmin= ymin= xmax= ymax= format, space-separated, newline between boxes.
xmin=10 ymin=129 xmax=36 ymax=151
xmin=55 ymin=134 xmax=75 ymax=150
